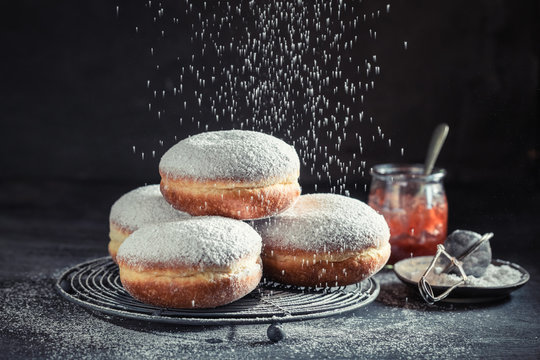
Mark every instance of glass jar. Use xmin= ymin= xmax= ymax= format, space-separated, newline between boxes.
xmin=368 ymin=164 xmax=448 ymax=264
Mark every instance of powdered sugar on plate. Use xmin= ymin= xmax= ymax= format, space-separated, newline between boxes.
xmin=423 ymin=264 xmax=523 ymax=287
xmin=117 ymin=216 xmax=262 ymax=269
xmin=253 ymin=194 xmax=390 ymax=252
xmin=159 ymin=130 xmax=300 ymax=182
xmin=397 ymin=257 xmax=526 ymax=288
xmin=110 ymin=185 xmax=190 ymax=231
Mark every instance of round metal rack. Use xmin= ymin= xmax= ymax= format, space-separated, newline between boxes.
xmin=56 ymin=257 xmax=379 ymax=325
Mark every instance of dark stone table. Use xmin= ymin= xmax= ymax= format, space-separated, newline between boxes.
xmin=1 ymin=181 xmax=539 ymax=359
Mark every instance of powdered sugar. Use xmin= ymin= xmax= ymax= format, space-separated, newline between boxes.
xmin=159 ymin=130 xmax=300 ymax=182
xmin=117 ymin=216 xmax=262 ymax=269
xmin=2 ymin=271 xmax=504 ymax=359
xmin=109 ymin=185 xmax=190 ymax=231
xmin=398 ymin=258 xmax=525 ymax=287
xmin=423 ymin=264 xmax=523 ymax=287
xmin=253 ymin=194 xmax=390 ymax=252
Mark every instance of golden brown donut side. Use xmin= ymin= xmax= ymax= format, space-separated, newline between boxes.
xmin=118 ymin=257 xmax=263 ymax=308
xmin=108 ymin=222 xmax=132 ymax=263
xmin=159 ymin=175 xmax=301 ymax=220
xmin=261 ymin=242 xmax=391 ymax=287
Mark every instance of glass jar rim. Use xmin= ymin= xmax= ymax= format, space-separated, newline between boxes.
xmin=370 ymin=163 xmax=446 ymax=182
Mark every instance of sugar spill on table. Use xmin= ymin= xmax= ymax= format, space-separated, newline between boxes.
xmin=124 ymin=0 xmax=406 ymax=196
xmin=1 ymin=269 xmax=506 ymax=359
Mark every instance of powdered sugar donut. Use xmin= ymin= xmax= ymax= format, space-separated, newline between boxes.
xmin=159 ymin=130 xmax=301 ymax=220
xmin=253 ymin=194 xmax=391 ymax=287
xmin=108 ymin=185 xmax=190 ymax=262
xmin=116 ymin=217 xmax=263 ymax=308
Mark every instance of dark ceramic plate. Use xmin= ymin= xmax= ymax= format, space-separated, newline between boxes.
xmin=394 ymin=256 xmax=530 ymax=303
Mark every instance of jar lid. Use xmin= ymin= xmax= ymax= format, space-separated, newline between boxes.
xmin=370 ymin=163 xmax=446 ymax=183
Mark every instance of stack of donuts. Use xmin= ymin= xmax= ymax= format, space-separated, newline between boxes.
xmin=109 ymin=130 xmax=390 ymax=309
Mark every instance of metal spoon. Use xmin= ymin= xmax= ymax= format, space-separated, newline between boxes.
xmin=421 ymin=123 xmax=449 ymax=208
xmin=423 ymin=123 xmax=449 ymax=176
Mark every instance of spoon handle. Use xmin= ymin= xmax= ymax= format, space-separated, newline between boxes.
xmin=424 ymin=123 xmax=449 ymax=175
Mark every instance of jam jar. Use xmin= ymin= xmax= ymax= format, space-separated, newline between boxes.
xmin=368 ymin=164 xmax=448 ymax=264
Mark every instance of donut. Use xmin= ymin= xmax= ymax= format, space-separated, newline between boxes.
xmin=108 ymin=185 xmax=190 ymax=262
xmin=116 ymin=216 xmax=263 ymax=308
xmin=159 ymin=130 xmax=301 ymax=220
xmin=253 ymin=194 xmax=391 ymax=287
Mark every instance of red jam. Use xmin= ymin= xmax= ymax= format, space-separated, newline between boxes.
xmin=368 ymin=165 xmax=448 ymax=264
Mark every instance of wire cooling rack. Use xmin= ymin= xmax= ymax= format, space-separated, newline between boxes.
xmin=56 ymin=257 xmax=379 ymax=325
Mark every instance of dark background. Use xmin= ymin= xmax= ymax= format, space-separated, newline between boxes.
xmin=1 ymin=0 xmax=539 ymax=252
xmin=1 ymin=0 xmax=538 ymax=183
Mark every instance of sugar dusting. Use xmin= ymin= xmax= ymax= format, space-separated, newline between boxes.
xmin=2 ymin=269 xmax=521 ymax=359
xmin=109 ymin=185 xmax=190 ymax=231
xmin=159 ymin=130 xmax=299 ymax=182
xmin=129 ymin=0 xmax=407 ymax=195
xmin=409 ymin=264 xmax=524 ymax=287
xmin=116 ymin=216 xmax=261 ymax=268
xmin=253 ymin=193 xmax=390 ymax=251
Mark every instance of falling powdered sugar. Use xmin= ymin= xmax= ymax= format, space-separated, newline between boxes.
xmin=253 ymin=193 xmax=390 ymax=252
xmin=109 ymin=185 xmax=190 ymax=231
xmin=159 ymin=130 xmax=300 ymax=183
xmin=116 ymin=216 xmax=262 ymax=269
